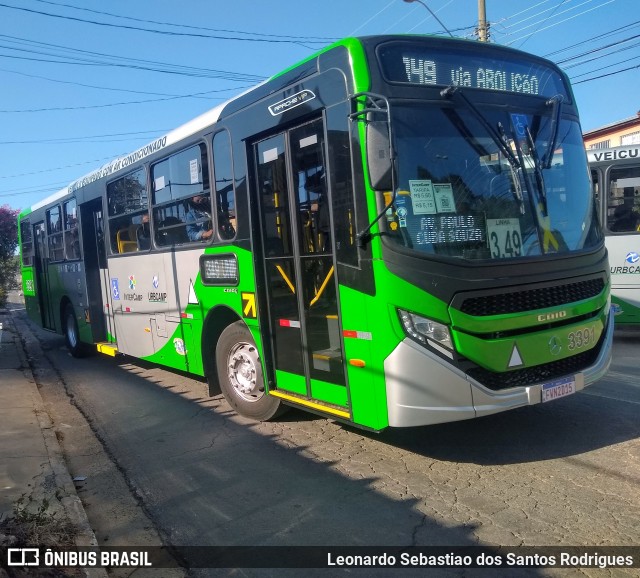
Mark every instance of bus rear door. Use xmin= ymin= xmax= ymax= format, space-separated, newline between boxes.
xmin=33 ymin=221 xmax=55 ymax=330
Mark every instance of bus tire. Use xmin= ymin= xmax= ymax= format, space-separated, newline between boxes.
xmin=216 ymin=321 xmax=285 ymax=421
xmin=63 ymin=304 xmax=88 ymax=358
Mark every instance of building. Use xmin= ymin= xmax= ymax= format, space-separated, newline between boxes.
xmin=583 ymin=111 xmax=640 ymax=149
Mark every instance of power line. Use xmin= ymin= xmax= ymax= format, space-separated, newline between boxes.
xmin=0 ymin=2 xmax=334 ymax=46
xmin=32 ymin=0 xmax=337 ymax=43
xmin=0 ymin=129 xmax=169 ymax=145
xmin=571 ymin=62 xmax=640 ymax=84
xmin=555 ymin=33 xmax=640 ymax=65
xmin=515 ymin=0 xmax=569 ymax=49
xmin=0 ymin=86 xmax=243 ymax=113
xmin=496 ymin=0 xmax=579 ymax=32
xmin=543 ymin=19 xmax=640 ymax=57
xmin=569 ymin=54 xmax=640 ymax=78
xmin=501 ymin=0 xmax=616 ymax=47
xmin=0 ymin=66 xmax=248 ymax=100
xmin=0 ymin=34 xmax=265 ymax=82
xmin=0 ymin=152 xmax=132 ymax=181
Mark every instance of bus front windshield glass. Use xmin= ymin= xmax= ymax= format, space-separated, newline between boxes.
xmin=385 ymin=102 xmax=602 ymax=261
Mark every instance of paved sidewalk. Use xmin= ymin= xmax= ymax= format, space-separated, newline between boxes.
xmin=0 ymin=304 xmax=105 ymax=578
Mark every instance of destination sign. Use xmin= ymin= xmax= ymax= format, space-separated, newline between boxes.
xmin=377 ymin=42 xmax=568 ymax=98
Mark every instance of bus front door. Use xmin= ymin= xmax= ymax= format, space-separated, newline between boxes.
xmin=254 ymin=119 xmax=349 ymax=414
xmin=33 ymin=221 xmax=55 ymax=330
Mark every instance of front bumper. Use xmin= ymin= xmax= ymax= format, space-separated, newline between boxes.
xmin=384 ymin=308 xmax=614 ymax=427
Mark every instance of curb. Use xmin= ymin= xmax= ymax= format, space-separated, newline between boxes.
xmin=2 ymin=308 xmax=108 ymax=578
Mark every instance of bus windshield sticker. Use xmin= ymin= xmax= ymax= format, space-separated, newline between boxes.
xmin=433 ymin=184 xmax=455 ymax=213
xmin=409 ymin=180 xmax=436 ymax=214
xmin=486 ymin=218 xmax=523 ymax=259
xmin=155 ymin=176 xmax=166 ymax=191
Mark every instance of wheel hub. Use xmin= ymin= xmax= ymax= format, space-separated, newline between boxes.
xmin=228 ymin=343 xmax=262 ymax=402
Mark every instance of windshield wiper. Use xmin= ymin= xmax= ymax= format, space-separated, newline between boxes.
xmin=524 ymin=125 xmax=548 ymax=215
xmin=441 ymin=85 xmax=520 ymax=170
xmin=441 ymin=85 xmax=524 ymax=213
xmin=541 ymin=94 xmax=563 ymax=169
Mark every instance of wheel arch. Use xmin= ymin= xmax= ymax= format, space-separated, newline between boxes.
xmin=59 ymin=295 xmax=73 ymax=334
xmin=201 ymin=305 xmax=243 ymax=396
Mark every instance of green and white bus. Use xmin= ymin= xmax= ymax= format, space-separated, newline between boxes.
xmin=588 ymin=144 xmax=640 ymax=325
xmin=18 ymin=35 xmax=613 ymax=430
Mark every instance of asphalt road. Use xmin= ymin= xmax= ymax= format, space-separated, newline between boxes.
xmin=7 ymin=292 xmax=640 ymax=577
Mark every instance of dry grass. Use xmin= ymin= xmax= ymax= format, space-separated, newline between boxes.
xmin=0 ymin=494 xmax=82 ymax=577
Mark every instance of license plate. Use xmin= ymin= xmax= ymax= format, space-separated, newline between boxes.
xmin=541 ymin=376 xmax=576 ymax=403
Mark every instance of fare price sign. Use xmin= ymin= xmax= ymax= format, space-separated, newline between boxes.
xmin=378 ymin=42 xmax=568 ymax=99
xmin=486 ymin=218 xmax=523 ymax=259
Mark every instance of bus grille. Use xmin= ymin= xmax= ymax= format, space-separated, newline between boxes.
xmin=459 ymin=278 xmax=605 ymax=317
xmin=466 ymin=339 xmax=602 ymax=391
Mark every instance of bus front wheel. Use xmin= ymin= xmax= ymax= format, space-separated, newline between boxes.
xmin=216 ymin=321 xmax=285 ymax=421
xmin=63 ymin=304 xmax=88 ymax=358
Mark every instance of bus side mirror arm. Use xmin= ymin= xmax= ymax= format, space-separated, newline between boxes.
xmin=349 ymin=92 xmax=397 ymax=249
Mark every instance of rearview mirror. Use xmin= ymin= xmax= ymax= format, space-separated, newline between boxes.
xmin=366 ymin=121 xmax=393 ymax=191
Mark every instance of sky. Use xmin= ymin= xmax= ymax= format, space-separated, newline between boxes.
xmin=1 ymin=0 xmax=639 ymax=213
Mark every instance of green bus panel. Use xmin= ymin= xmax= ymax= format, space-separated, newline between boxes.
xmin=310 ymin=378 xmax=348 ymax=408
xmin=274 ymin=370 xmax=307 ymax=396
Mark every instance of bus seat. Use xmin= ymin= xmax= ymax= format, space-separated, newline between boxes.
xmin=116 ymin=228 xmax=138 ymax=253
xmin=159 ymin=216 xmax=188 ymax=245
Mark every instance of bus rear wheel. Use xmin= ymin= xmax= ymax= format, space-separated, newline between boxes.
xmin=63 ymin=304 xmax=88 ymax=358
xmin=216 ymin=321 xmax=285 ymax=421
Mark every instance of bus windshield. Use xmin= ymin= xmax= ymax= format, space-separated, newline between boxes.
xmin=384 ymin=99 xmax=602 ymax=261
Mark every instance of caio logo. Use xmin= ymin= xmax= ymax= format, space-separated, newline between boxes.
xmin=537 ymin=311 xmax=567 ymax=322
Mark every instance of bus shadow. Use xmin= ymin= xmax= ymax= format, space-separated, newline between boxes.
xmin=367 ymin=380 xmax=639 ymax=466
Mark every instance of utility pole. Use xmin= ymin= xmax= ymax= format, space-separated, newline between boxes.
xmin=477 ymin=0 xmax=489 ymax=42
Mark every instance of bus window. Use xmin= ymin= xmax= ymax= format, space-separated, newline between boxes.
xmin=46 ymin=206 xmax=65 ymax=262
xmin=20 ymin=219 xmax=33 ymax=266
xmin=106 ymin=168 xmax=148 ymax=253
xmin=152 ymin=143 xmax=210 ymax=246
xmin=212 ymin=131 xmax=236 ymax=241
xmin=590 ymin=169 xmax=602 ymax=224
xmin=607 ymin=166 xmax=640 ymax=233
xmin=63 ymin=199 xmax=80 ymax=260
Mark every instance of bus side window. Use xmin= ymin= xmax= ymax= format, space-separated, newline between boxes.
xmin=64 ymin=199 xmax=81 ymax=260
xmin=213 ymin=130 xmax=236 ymax=241
xmin=20 ymin=219 xmax=33 ymax=266
xmin=46 ymin=205 xmax=65 ymax=262
xmin=106 ymin=167 xmax=149 ymax=254
xmin=590 ymin=169 xmax=601 ymax=223
xmin=152 ymin=143 xmax=210 ymax=246
xmin=607 ymin=166 xmax=640 ymax=233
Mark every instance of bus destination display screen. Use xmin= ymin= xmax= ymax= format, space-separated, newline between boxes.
xmin=377 ymin=42 xmax=568 ymax=98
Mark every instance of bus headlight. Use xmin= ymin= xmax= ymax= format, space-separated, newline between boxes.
xmin=397 ymin=309 xmax=454 ymax=355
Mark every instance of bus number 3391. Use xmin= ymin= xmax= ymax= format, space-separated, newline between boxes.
xmin=568 ymin=326 xmax=596 ymax=351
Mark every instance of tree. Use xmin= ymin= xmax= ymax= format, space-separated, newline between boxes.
xmin=0 ymin=204 xmax=20 ymax=307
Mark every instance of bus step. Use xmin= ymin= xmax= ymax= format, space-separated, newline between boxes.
xmin=312 ymin=348 xmax=342 ymax=372
xmin=96 ymin=342 xmax=118 ymax=357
